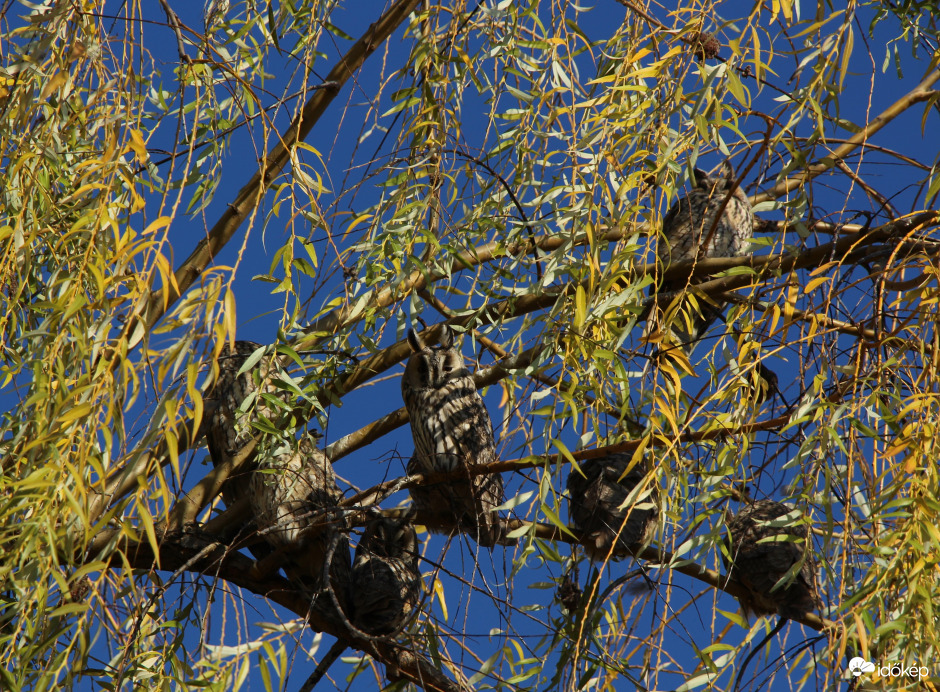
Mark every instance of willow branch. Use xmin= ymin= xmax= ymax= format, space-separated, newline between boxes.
xmin=327 ymin=211 xmax=939 ymax=460
xmin=95 ymin=530 xmax=469 ymax=692
xmin=293 ymin=225 xmax=625 ymax=351
xmin=95 ymin=511 xmax=834 ymax=648
xmin=127 ymin=0 xmax=422 ymax=348
xmin=92 ymin=212 xmax=938 ymax=529
xmin=753 ymin=69 xmax=940 ymax=205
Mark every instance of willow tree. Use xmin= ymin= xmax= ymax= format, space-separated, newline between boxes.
xmin=2 ymin=0 xmax=938 ymax=690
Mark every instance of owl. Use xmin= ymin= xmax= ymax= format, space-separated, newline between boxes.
xmin=206 ymin=341 xmax=351 ymax=622
xmin=401 ymin=326 xmax=508 ymax=547
xmin=653 ymin=161 xmax=754 ymax=351
xmin=205 ymin=341 xmax=295 ymax=504
xmin=723 ymin=499 xmax=819 ymax=620
xmin=567 ymin=454 xmax=658 ymax=561
xmin=350 ymin=512 xmax=422 ymax=637
xmin=205 ymin=341 xmax=271 ymax=556
xmin=249 ymin=435 xmax=352 ymax=623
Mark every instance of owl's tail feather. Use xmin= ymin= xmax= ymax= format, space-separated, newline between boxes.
xmin=471 ymin=514 xmax=517 ymax=548
xmin=284 ymin=528 xmax=352 ymax=629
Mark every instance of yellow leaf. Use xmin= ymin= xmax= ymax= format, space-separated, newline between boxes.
xmin=550 ymin=439 xmax=576 ymax=465
xmin=768 ymin=303 xmax=781 ymax=337
xmin=50 ymin=603 xmax=89 ymax=618
xmin=574 ymin=285 xmax=586 ymax=327
xmin=39 ymin=71 xmax=68 ymax=103
xmin=433 ymin=577 xmax=448 ymax=621
xmin=349 ymin=212 xmax=373 ymax=228
xmin=923 ymin=519 xmax=940 ymax=546
xmin=853 ymin=612 xmax=869 ymax=660
xmin=224 ymin=288 xmax=237 ymax=341
xmin=294 ymin=141 xmax=323 ymax=159
xmin=804 ymin=276 xmax=830 ymax=293
xmin=751 ymin=27 xmax=761 ymax=77
xmin=784 ymin=272 xmax=799 ymax=320
xmin=59 ymin=403 xmax=92 ymax=424
xmin=142 ymin=216 xmax=172 ymax=236
xmin=127 ymin=128 xmax=149 ymax=164
xmin=839 ymin=29 xmax=854 ymax=90
xmin=136 ymin=495 xmax=161 ymax=569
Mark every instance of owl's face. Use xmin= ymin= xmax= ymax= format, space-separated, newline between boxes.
xmin=402 ymin=327 xmax=469 ymax=391
xmin=692 ymin=160 xmax=744 ymax=198
xmin=211 ymin=340 xmax=263 ymax=387
xmin=358 ymin=513 xmax=419 ymax=562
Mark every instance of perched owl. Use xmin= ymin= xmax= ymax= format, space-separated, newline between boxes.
xmin=350 ymin=512 xmax=422 ymax=637
xmin=204 ymin=341 xmax=274 ymax=559
xmin=723 ymin=499 xmax=819 ymax=620
xmin=567 ymin=454 xmax=658 ymax=561
xmin=653 ymin=161 xmax=754 ymax=351
xmin=205 ymin=340 xmax=270 ymax=508
xmin=249 ymin=435 xmax=352 ymax=623
xmin=206 ymin=341 xmax=351 ymax=623
xmin=401 ymin=326 xmax=508 ymax=547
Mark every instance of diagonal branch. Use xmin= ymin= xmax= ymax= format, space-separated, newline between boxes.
xmin=127 ymin=0 xmax=422 ymax=349
xmin=101 ymin=530 xmax=470 ymax=692
xmin=292 ymin=224 xmax=617 ymax=351
xmin=753 ymin=69 xmax=940 ymax=205
xmin=92 ymin=212 xmax=939 ymax=529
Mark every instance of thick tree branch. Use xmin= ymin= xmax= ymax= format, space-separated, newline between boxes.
xmin=294 ymin=225 xmax=624 ymax=350
xmin=126 ymin=0 xmax=422 ymax=349
xmin=96 ymin=530 xmax=469 ymax=692
xmin=91 ymin=212 xmax=938 ymax=535
xmin=300 ymin=209 xmax=938 ymax=399
xmin=325 ymin=211 xmax=939 ymax=459
xmin=96 ymin=511 xmax=833 ymax=653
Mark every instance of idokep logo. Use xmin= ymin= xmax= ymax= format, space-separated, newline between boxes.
xmin=847 ymin=657 xmax=929 ymax=679
xmin=848 ymin=657 xmax=875 ymax=677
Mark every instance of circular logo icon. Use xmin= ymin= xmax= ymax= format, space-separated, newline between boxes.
xmin=848 ymin=657 xmax=875 ymax=677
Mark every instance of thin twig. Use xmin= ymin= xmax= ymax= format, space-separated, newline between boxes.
xmin=156 ymin=0 xmax=191 ymax=64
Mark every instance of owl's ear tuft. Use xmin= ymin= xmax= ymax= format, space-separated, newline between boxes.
xmin=719 ymin=159 xmax=736 ymax=182
xmin=439 ymin=325 xmax=456 ymax=349
xmin=407 ymin=329 xmax=423 ymax=353
xmin=692 ymin=168 xmax=712 ymax=188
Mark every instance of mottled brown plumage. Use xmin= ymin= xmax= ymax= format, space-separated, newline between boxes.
xmin=401 ymin=327 xmax=508 ymax=547
xmin=567 ymin=454 xmax=658 ymax=560
xmin=206 ymin=341 xmax=351 ymax=623
xmin=205 ymin=340 xmax=270 ymax=508
xmin=654 ymin=161 xmax=754 ymax=351
xmin=350 ymin=512 xmax=422 ymax=637
xmin=723 ymin=500 xmax=818 ymax=620
xmin=250 ymin=435 xmax=351 ymax=622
